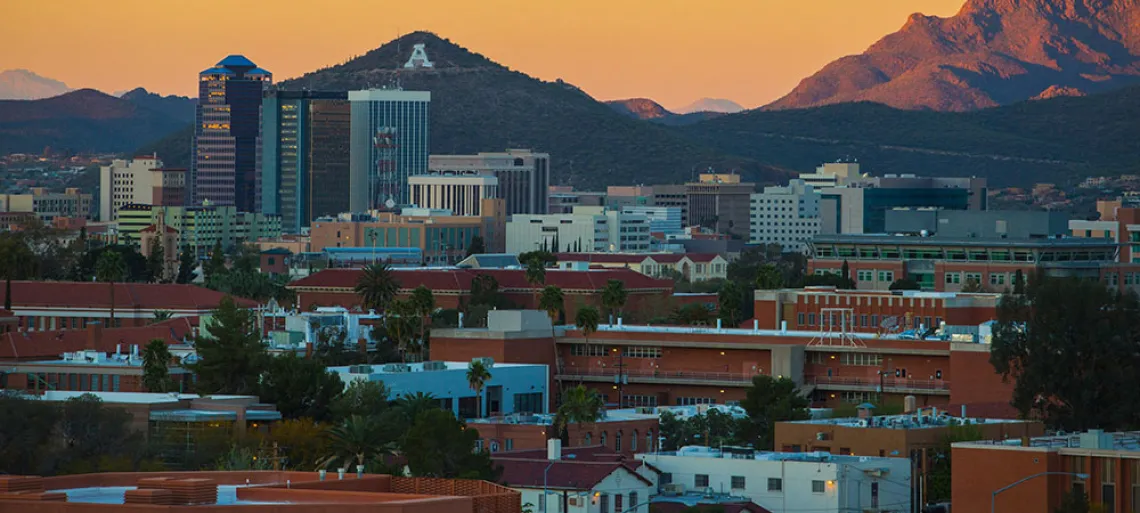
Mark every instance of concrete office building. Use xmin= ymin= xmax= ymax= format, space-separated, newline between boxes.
xmin=820 ymin=174 xmax=987 ymax=234
xmin=1071 ymin=205 xmax=1140 ymax=263
xmin=429 ymin=150 xmax=550 ymax=215
xmin=116 ymin=204 xmax=282 ymax=258
xmin=686 ymin=174 xmax=754 ymax=238
xmin=261 ymin=90 xmax=351 ymax=233
xmin=309 ymin=204 xmax=505 ymax=264
xmin=506 ymin=206 xmax=650 ymax=254
xmin=652 ymin=184 xmax=689 ymax=224
xmin=100 ymin=156 xmax=162 ymax=221
xmin=408 ymin=170 xmax=499 ymax=216
xmin=884 ymin=209 xmax=1068 ymax=238
xmin=636 ymin=447 xmax=911 ymax=513
xmin=0 ymin=188 xmax=93 ymax=221
xmin=621 ymin=206 xmax=683 ymax=234
xmin=349 ymin=89 xmax=431 ymax=210
xmin=192 ymin=55 xmax=272 ymax=211
xmin=749 ymin=179 xmax=821 ymax=252
xmin=800 ymin=161 xmax=861 ymax=188
xmin=548 ymin=187 xmax=606 ymax=214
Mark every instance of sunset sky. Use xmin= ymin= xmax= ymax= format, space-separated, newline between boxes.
xmin=1 ymin=0 xmax=965 ymax=109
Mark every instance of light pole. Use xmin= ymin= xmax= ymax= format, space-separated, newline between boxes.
xmin=991 ymin=471 xmax=1089 ymax=513
xmin=542 ymin=461 xmax=556 ymax=513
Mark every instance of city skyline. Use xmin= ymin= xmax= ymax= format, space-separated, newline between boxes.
xmin=0 ymin=0 xmax=965 ymax=109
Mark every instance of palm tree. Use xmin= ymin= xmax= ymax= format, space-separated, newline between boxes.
xmin=575 ymin=306 xmax=601 ymax=377
xmin=538 ymin=285 xmax=564 ymax=363
xmin=355 ymin=262 xmax=399 ymax=313
xmin=385 ymin=299 xmax=416 ymax=362
xmin=600 ymin=279 xmax=627 ymax=324
xmin=96 ymin=251 xmax=127 ymax=327
xmin=319 ymin=415 xmax=396 ymax=471
xmin=466 ymin=360 xmax=492 ymax=418
xmin=524 ymin=256 xmax=546 ymax=309
xmin=409 ymin=285 xmax=435 ymax=361
xmin=553 ymin=385 xmax=605 ymax=440
xmin=396 ymin=391 xmax=440 ymax=422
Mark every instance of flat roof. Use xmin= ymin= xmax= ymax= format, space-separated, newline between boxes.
xmin=811 ymin=234 xmax=1119 ymax=248
xmin=149 ymin=409 xmax=282 ymax=422
xmin=328 ymin=360 xmax=541 ymax=375
xmin=41 ymin=391 xmax=201 ymax=404
xmin=469 ymin=408 xmax=657 ymax=426
xmin=648 ymin=446 xmax=904 ymax=464
xmin=789 ymin=413 xmax=1030 ymax=430
xmin=956 ymin=430 xmax=1140 ymax=452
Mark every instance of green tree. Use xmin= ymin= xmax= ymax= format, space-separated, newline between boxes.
xmin=409 ymin=285 xmax=435 ymax=361
xmin=0 ymin=233 xmax=36 ymax=310
xmin=601 ymin=279 xmax=628 ymax=322
xmin=466 ymin=360 xmax=492 ymax=418
xmin=331 ymin=380 xmax=391 ymax=422
xmin=205 ymin=240 xmax=226 ymax=280
xmin=840 ymin=260 xmax=850 ymax=281
xmin=188 ymin=296 xmax=268 ymax=395
xmin=538 ymin=285 xmax=565 ymax=325
xmin=888 ymin=277 xmax=922 ymax=291
xmin=176 ymin=245 xmax=196 ymax=284
xmin=552 ymin=385 xmax=604 ymax=439
xmin=525 ymin=255 xmax=546 ymax=307
xmin=574 ymin=306 xmax=601 ymax=373
xmin=0 ymin=393 xmax=60 ymax=474
xmin=990 ymin=276 xmax=1140 ymax=431
xmin=355 ymin=262 xmax=399 ymax=312
xmin=1055 ymin=489 xmax=1093 ymax=513
xmin=263 ymin=418 xmax=330 ymax=471
xmin=926 ymin=424 xmax=984 ymax=503
xmin=402 ymin=409 xmax=499 ymax=480
xmin=259 ymin=353 xmax=345 ymax=422
xmin=96 ymin=250 xmax=127 ymax=326
xmin=465 ymin=235 xmax=486 ymax=257
xmin=396 ymin=392 xmax=441 ymax=423
xmin=385 ymin=299 xmax=418 ymax=362
xmin=717 ymin=280 xmax=746 ymax=327
xmin=962 ymin=278 xmax=985 ymax=293
xmin=141 ymin=339 xmax=175 ymax=393
xmin=518 ymin=250 xmax=556 ymax=267
xmin=320 ymin=415 xmax=397 ymax=471
xmin=57 ymin=394 xmax=144 ymax=474
xmin=1013 ymin=269 xmax=1026 ymax=295
xmin=755 ymin=264 xmax=783 ymax=290
xmin=146 ymin=236 xmax=165 ymax=283
xmin=738 ymin=375 xmax=810 ymax=450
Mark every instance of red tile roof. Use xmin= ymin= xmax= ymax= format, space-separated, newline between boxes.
xmin=492 ymin=458 xmax=652 ymax=490
xmin=0 ymin=317 xmax=193 ymax=360
xmin=650 ymin=500 xmax=772 ymax=513
xmin=290 ymin=268 xmax=673 ymax=292
xmin=555 ymin=253 xmax=722 ymax=264
xmin=1 ymin=282 xmax=257 ymax=311
xmin=493 ymin=445 xmax=625 ymax=463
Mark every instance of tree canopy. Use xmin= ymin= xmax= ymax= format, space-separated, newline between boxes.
xmin=738 ymin=375 xmax=810 ymax=450
xmin=402 ymin=409 xmax=499 ymax=480
xmin=188 ymin=296 xmax=268 ymax=395
xmin=259 ymin=353 xmax=345 ymax=422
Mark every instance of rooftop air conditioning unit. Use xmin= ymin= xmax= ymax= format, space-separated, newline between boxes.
xmin=662 ymin=484 xmax=685 ymax=496
xmin=471 ymin=357 xmax=494 ymax=369
xmin=382 ymin=363 xmax=411 ymax=373
xmin=422 ymin=361 xmax=447 ymax=371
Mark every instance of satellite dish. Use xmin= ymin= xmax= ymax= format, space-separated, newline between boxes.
xmin=384 ymin=198 xmax=396 ymax=209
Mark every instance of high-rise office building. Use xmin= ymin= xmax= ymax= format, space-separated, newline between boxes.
xmin=262 ymin=90 xmax=351 ymax=233
xmin=192 ymin=55 xmax=271 ymax=212
xmin=99 ymin=156 xmax=161 ymax=221
xmin=749 ymin=179 xmax=821 ymax=252
xmin=348 ymin=89 xmax=431 ymax=211
xmin=686 ymin=173 xmax=754 ymax=238
xmin=429 ymin=149 xmax=550 ymax=215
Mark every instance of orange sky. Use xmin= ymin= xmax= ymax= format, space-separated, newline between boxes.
xmin=0 ymin=0 xmax=965 ymax=109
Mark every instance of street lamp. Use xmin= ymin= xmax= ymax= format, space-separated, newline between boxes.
xmin=991 ymin=472 xmax=1089 ymax=513
xmin=542 ymin=461 xmax=556 ymax=513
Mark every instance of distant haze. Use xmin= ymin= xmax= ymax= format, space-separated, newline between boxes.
xmin=676 ymin=98 xmax=745 ymax=114
xmin=0 ymin=69 xmax=71 ymax=100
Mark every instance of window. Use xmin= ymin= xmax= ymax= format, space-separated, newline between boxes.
xmin=660 ymin=473 xmax=672 ymax=485
xmin=601 ymin=432 xmax=607 ymax=447
xmin=629 ymin=492 xmax=638 ymax=512
xmin=514 ymin=392 xmax=544 ymax=413
xmin=990 ymin=273 xmax=1006 ymax=286
xmin=965 ymin=272 xmax=983 ymax=284
xmin=599 ymin=494 xmax=609 ymax=513
xmin=614 ymin=493 xmax=623 ymax=513
xmin=945 ymin=272 xmax=961 ymax=284
xmin=695 ymin=474 xmax=710 ymax=488
xmin=840 ymin=352 xmax=882 ymax=366
xmin=624 ymin=346 xmax=662 ymax=358
xmin=808 ymin=313 xmax=816 ymax=326
xmin=877 ymin=270 xmax=894 ymax=282
xmin=731 ymin=476 xmax=746 ymax=489
xmin=475 ymin=439 xmax=484 ymax=451
xmin=570 ymin=344 xmax=608 ymax=356
xmin=871 ymin=482 xmax=879 ymax=508
xmin=767 ymin=478 xmax=783 ymax=492
xmin=615 ymin=431 xmax=622 ymax=451
xmin=538 ymin=493 xmax=545 ymax=512
xmin=1103 ymin=459 xmax=1116 ymax=513
xmin=505 ymin=439 xmax=513 ymax=451
xmin=631 ymin=430 xmax=638 ymax=452
xmin=812 ymin=480 xmax=826 ymax=493
xmin=857 ymin=270 xmax=873 ymax=281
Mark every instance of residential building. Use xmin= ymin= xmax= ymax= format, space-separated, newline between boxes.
xmin=885 ymin=209 xmax=1069 ymax=238
xmin=261 ymin=90 xmax=351 ymax=233
xmin=349 ymin=89 xmax=431 ymax=210
xmin=99 ymin=156 xmax=162 ymax=221
xmin=0 ymin=281 xmax=255 ymax=330
xmin=116 ymin=204 xmax=282 ymax=258
xmin=752 ymin=287 xmax=1000 ymax=334
xmin=636 ymin=447 xmax=911 ymax=513
xmin=309 ymin=204 xmax=505 ymax=264
xmin=749 ymin=179 xmax=821 ymax=252
xmin=0 ymin=471 xmax=521 ymax=513
xmin=469 ymin=409 xmax=660 ymax=457
xmin=495 ymin=441 xmax=657 ymax=513
xmin=328 ymin=359 xmax=548 ymax=420
xmin=408 ymin=170 xmax=499 ymax=216
xmin=953 ymin=430 xmax=1140 ymax=513
xmin=506 ymin=206 xmax=650 ymax=254
xmin=553 ymin=253 xmax=728 ymax=282
xmin=0 ymin=188 xmax=93 ymax=220
xmin=1070 ymin=206 xmax=1140 ymax=263
xmin=809 ymin=234 xmax=1139 ymax=292
xmin=192 ymin=55 xmax=272 ymax=211
xmin=686 ymin=174 xmax=754 ymax=238
xmin=621 ymin=206 xmax=683 ymax=234
xmin=799 ymin=161 xmax=860 ymax=188
xmin=820 ymin=175 xmax=987 ymax=234
xmin=430 ymin=150 xmax=550 ymax=215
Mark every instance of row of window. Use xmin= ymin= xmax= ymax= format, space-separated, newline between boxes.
xmin=815 ymin=269 xmax=895 ymax=282
xmin=684 ymin=474 xmax=825 ymax=494
xmin=796 ymin=312 xmax=942 ymax=330
xmin=586 ymin=491 xmax=640 ymax=513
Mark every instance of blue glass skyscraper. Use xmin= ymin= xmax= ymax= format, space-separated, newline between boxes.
xmin=348 ymin=89 xmax=431 ymax=211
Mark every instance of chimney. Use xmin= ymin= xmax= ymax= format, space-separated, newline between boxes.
xmin=547 ymin=438 xmax=562 ymax=461
xmin=86 ymin=321 xmax=103 ymax=350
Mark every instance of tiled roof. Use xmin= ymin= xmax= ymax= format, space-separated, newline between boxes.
xmin=493 ymin=445 xmax=624 ymax=462
xmin=650 ymin=500 xmax=772 ymax=513
xmin=555 ymin=253 xmax=649 ymax=265
xmin=139 ymin=224 xmax=178 ymax=234
xmin=1 ymin=282 xmax=257 ymax=311
xmin=493 ymin=459 xmax=652 ymax=490
xmin=289 ymin=268 xmax=673 ymax=292
xmin=0 ymin=317 xmax=193 ymax=360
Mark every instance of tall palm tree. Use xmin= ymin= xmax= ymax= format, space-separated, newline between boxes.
xmin=396 ymin=391 xmax=440 ymax=423
xmin=466 ymin=360 xmax=492 ymax=418
xmin=385 ymin=299 xmax=416 ymax=362
xmin=96 ymin=251 xmax=127 ymax=327
xmin=575 ymin=306 xmax=601 ymax=378
xmin=553 ymin=385 xmax=605 ymax=440
xmin=538 ymin=285 xmax=565 ymax=365
xmin=409 ymin=285 xmax=435 ymax=361
xmin=524 ymin=256 xmax=546 ymax=309
xmin=600 ymin=279 xmax=627 ymax=324
xmin=355 ymin=262 xmax=399 ymax=313
xmin=319 ymin=415 xmax=396 ymax=471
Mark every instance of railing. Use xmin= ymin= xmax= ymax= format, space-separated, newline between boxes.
xmin=808 ymin=375 xmax=950 ymax=391
xmin=557 ymin=367 xmax=756 ymax=384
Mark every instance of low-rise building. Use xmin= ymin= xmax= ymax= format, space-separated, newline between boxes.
xmin=310 ymin=205 xmax=506 ymax=265
xmin=554 ymin=253 xmax=728 ymax=282
xmin=494 ymin=441 xmax=658 ymax=513
xmin=637 ymin=447 xmax=911 ymax=513
xmin=751 ymin=287 xmax=1000 ymax=335
xmin=408 ymin=170 xmax=500 ymax=216
xmin=117 ymin=204 xmax=282 ymax=257
xmin=507 ymin=206 xmax=651 ymax=254
xmin=0 ymin=187 xmax=93 ymax=221
xmin=469 ymin=408 xmax=660 ymax=456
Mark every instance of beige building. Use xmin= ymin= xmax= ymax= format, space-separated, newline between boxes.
xmin=0 ymin=188 xmax=93 ymax=221
xmin=100 ymin=156 xmax=159 ymax=221
xmin=429 ymin=149 xmax=550 ymax=215
xmin=408 ymin=170 xmax=499 ymax=216
xmin=686 ymin=173 xmax=754 ymax=238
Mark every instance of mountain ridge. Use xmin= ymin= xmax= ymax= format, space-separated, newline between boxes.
xmin=0 ymin=69 xmax=72 ymax=100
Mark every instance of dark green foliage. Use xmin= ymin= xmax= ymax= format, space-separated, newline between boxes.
xmin=1013 ymin=269 xmax=1026 ymax=294
xmin=463 ymin=274 xmax=515 ymax=327
xmin=73 ymin=245 xmax=147 ymax=282
xmin=755 ymin=264 xmax=784 ymax=290
xmin=926 ymin=424 xmax=984 ymax=503
xmin=207 ymin=269 xmax=292 ymax=304
xmin=717 ymin=280 xmax=747 ymax=327
xmin=56 ymin=394 xmax=146 ymax=474
xmin=519 ymin=250 xmax=557 ymax=267
xmin=658 ymin=409 xmax=747 ymax=450
xmin=402 ymin=409 xmax=499 ymax=480
xmin=601 ymin=279 xmax=628 ymax=321
xmin=465 ymin=235 xmax=486 ymax=257
xmin=355 ymin=262 xmax=399 ymax=312
xmin=331 ymin=381 xmax=391 ymax=422
xmin=145 ymin=237 xmax=165 ymax=282
xmin=670 ymin=303 xmax=714 ymax=325
xmin=553 ymin=385 xmax=604 ymax=439
xmin=259 ymin=353 xmax=345 ymax=422
xmin=802 ymin=273 xmax=856 ymax=289
xmin=0 ymin=393 xmax=60 ymax=474
xmin=188 ymin=296 xmax=268 ymax=395
xmin=176 ymin=245 xmax=196 ymax=284
xmin=738 ymin=375 xmax=810 ymax=450
xmin=141 ymin=339 xmax=175 ymax=393
xmin=1055 ymin=489 xmax=1092 ymax=513
xmin=888 ymin=278 xmax=922 ymax=291
xmin=990 ymin=276 xmax=1140 ymax=431
xmin=205 ymin=240 xmax=226 ymax=280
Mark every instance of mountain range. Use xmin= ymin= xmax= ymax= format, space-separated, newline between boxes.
xmin=768 ymin=0 xmax=1140 ymax=111
xmin=604 ymin=98 xmax=728 ymax=126
xmin=0 ymin=69 xmax=72 ymax=100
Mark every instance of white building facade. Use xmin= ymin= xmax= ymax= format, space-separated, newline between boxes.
xmin=636 ymin=447 xmax=911 ymax=513
xmin=100 ymin=156 xmax=161 ymax=221
xmin=749 ymin=179 xmax=821 ymax=252
xmin=620 ymin=206 xmax=683 ymax=234
xmin=507 ymin=206 xmax=650 ymax=254
xmin=408 ymin=171 xmax=499 ymax=216
xmin=429 ymin=149 xmax=550 ymax=215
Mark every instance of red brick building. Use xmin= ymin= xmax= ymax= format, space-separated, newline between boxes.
xmin=288 ymin=268 xmax=673 ymax=322
xmin=468 ymin=410 xmax=660 ymax=457
xmin=752 ymin=286 xmax=999 ymax=334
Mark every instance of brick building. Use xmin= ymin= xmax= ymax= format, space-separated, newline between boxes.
xmin=752 ymin=287 xmax=999 ymax=334
xmin=468 ymin=409 xmax=660 ymax=457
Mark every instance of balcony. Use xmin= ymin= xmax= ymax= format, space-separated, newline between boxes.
xmin=556 ymin=367 xmax=757 ymax=387
xmin=808 ymin=375 xmax=950 ymax=395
